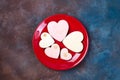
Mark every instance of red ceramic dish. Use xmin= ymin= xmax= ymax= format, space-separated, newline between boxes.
xmin=32 ymin=14 xmax=89 ymax=70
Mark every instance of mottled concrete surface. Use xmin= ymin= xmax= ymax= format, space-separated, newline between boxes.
xmin=0 ymin=0 xmax=120 ymax=80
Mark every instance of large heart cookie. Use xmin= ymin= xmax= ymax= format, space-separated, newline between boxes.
xmin=47 ymin=20 xmax=69 ymax=42
xmin=63 ymin=31 xmax=84 ymax=52
xmin=60 ymin=48 xmax=72 ymax=60
xmin=45 ymin=44 xmax=60 ymax=59
xmin=39 ymin=32 xmax=54 ymax=48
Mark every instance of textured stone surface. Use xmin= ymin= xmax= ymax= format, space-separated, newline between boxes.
xmin=0 ymin=0 xmax=120 ymax=80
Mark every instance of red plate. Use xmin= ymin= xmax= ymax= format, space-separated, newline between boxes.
xmin=32 ymin=14 xmax=89 ymax=70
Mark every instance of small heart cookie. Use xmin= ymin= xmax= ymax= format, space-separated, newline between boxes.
xmin=39 ymin=32 xmax=54 ymax=48
xmin=60 ymin=48 xmax=72 ymax=60
xmin=45 ymin=44 xmax=60 ymax=59
xmin=47 ymin=20 xmax=69 ymax=42
xmin=63 ymin=31 xmax=84 ymax=52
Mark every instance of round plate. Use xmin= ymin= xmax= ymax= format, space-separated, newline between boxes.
xmin=32 ymin=14 xmax=89 ymax=70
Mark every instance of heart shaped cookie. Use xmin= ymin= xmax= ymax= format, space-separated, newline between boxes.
xmin=63 ymin=31 xmax=84 ymax=52
xmin=39 ymin=32 xmax=54 ymax=48
xmin=60 ymin=48 xmax=72 ymax=60
xmin=47 ymin=20 xmax=69 ymax=42
xmin=45 ymin=44 xmax=60 ymax=59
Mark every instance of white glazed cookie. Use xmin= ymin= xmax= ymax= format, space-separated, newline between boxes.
xmin=47 ymin=20 xmax=69 ymax=42
xmin=63 ymin=31 xmax=84 ymax=52
xmin=45 ymin=44 xmax=60 ymax=59
xmin=60 ymin=48 xmax=72 ymax=60
xmin=39 ymin=32 xmax=54 ymax=48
